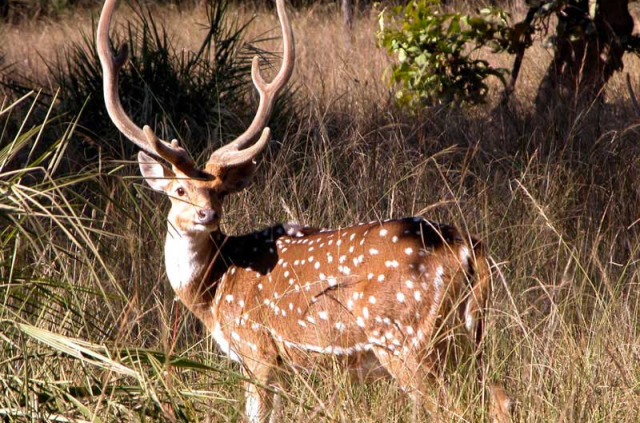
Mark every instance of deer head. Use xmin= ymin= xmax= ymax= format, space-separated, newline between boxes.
xmin=97 ymin=0 xmax=294 ymax=234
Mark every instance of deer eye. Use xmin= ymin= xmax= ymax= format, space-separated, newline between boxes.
xmin=176 ymin=187 xmax=186 ymax=197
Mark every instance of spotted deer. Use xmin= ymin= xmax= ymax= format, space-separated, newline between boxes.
xmin=98 ymin=0 xmax=510 ymax=421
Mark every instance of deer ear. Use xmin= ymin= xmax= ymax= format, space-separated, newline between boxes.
xmin=138 ymin=151 xmax=175 ymax=192
xmin=217 ymin=161 xmax=257 ymax=194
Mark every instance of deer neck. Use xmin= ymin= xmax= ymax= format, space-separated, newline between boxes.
xmin=164 ymin=226 xmax=227 ymax=326
xmin=165 ymin=227 xmax=216 ymax=290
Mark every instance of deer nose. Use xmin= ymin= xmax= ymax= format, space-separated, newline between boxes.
xmin=196 ymin=209 xmax=218 ymax=225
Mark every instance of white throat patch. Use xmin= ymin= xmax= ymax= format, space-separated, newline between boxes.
xmin=164 ymin=228 xmax=212 ymax=291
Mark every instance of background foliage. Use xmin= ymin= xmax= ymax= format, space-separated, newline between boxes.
xmin=378 ymin=0 xmax=513 ymax=106
xmin=379 ymin=0 xmax=639 ymax=108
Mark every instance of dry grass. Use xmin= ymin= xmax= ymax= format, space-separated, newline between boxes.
xmin=2 ymin=1 xmax=640 ymax=422
xmin=5 ymin=2 xmax=640 ymax=106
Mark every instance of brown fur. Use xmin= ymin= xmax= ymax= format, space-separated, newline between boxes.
xmin=169 ymin=217 xmax=500 ymax=421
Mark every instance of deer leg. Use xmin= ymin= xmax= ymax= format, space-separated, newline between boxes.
xmin=268 ymin=369 xmax=289 ymax=423
xmin=243 ymin=358 xmax=290 ymax=423
xmin=371 ymin=347 xmax=438 ymax=420
xmin=475 ymin=338 xmax=511 ymax=423
xmin=468 ymin=298 xmax=511 ymax=422
xmin=474 ymin=346 xmax=511 ymax=421
xmin=244 ymin=380 xmax=268 ymax=423
xmin=244 ymin=362 xmax=279 ymax=423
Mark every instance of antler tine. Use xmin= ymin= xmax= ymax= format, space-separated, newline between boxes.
xmin=208 ymin=0 xmax=295 ymax=167
xmin=97 ymin=0 xmax=198 ymax=176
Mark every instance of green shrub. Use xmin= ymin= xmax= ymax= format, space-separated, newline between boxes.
xmin=378 ymin=0 xmax=514 ymax=107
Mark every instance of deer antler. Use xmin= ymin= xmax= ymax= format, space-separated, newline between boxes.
xmin=208 ymin=0 xmax=295 ymax=168
xmin=98 ymin=0 xmax=293 ymax=174
xmin=97 ymin=0 xmax=200 ymax=176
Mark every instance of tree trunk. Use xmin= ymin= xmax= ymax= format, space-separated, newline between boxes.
xmin=535 ymin=0 xmax=633 ymax=111
xmin=342 ymin=0 xmax=354 ymax=31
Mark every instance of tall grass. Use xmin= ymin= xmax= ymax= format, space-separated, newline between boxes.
xmin=1 ymin=1 xmax=639 ymax=422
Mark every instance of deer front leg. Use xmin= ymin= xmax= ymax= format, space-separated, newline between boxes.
xmin=245 ymin=380 xmax=269 ymax=423
xmin=244 ymin=361 xmax=282 ymax=423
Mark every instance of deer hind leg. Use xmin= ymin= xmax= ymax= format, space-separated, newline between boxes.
xmin=268 ymin=368 xmax=290 ymax=423
xmin=370 ymin=346 xmax=439 ymax=420
xmin=346 ymin=351 xmax=390 ymax=383
xmin=465 ymin=264 xmax=512 ymax=422
xmin=474 ymin=341 xmax=511 ymax=422
xmin=474 ymin=324 xmax=511 ymax=423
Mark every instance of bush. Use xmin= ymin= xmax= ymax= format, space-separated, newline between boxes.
xmin=378 ymin=0 xmax=514 ymax=107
